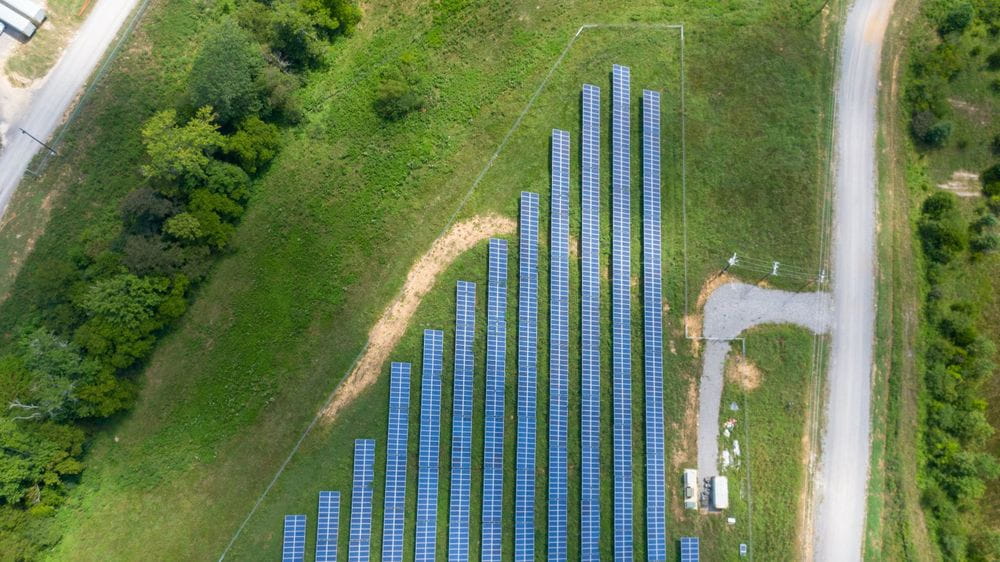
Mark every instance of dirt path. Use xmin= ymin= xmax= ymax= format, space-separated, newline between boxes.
xmin=320 ymin=214 xmax=516 ymax=424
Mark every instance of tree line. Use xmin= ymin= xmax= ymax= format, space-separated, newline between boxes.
xmin=0 ymin=1 xmax=360 ymax=556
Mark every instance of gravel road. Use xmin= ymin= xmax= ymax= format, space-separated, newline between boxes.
xmin=696 ymin=283 xmax=832 ymax=483
xmin=812 ymin=0 xmax=895 ymax=559
xmin=0 ymin=0 xmax=140 ymax=219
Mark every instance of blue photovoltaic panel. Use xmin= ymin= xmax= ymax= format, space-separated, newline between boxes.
xmin=580 ymin=82 xmax=602 ymax=560
xmin=611 ymin=63 xmax=634 ymax=561
xmin=679 ymin=537 xmax=700 ymax=562
xmin=416 ymin=330 xmax=444 ymax=561
xmin=515 ymin=192 xmax=539 ymax=561
xmin=349 ymin=439 xmax=375 ymax=562
xmin=481 ymin=239 xmax=507 ymax=562
xmin=382 ymin=362 xmax=411 ymax=562
xmin=643 ymin=89 xmax=667 ymax=562
xmin=316 ymin=491 xmax=340 ymax=562
xmin=549 ymin=128 xmax=570 ymax=560
xmin=282 ymin=514 xmax=306 ymax=562
xmin=448 ymin=281 xmax=476 ymax=561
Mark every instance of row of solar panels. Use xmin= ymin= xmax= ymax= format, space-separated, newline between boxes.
xmin=279 ymin=63 xmax=676 ymax=561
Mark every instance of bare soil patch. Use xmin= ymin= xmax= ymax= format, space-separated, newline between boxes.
xmin=937 ymin=170 xmax=982 ymax=197
xmin=726 ymin=355 xmax=762 ymax=391
xmin=320 ymin=214 xmax=516 ymax=424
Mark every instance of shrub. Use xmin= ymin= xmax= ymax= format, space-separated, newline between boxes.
xmin=911 ymin=110 xmax=953 ymax=148
xmin=224 ymin=116 xmax=282 ymax=174
xmin=373 ymin=78 xmax=424 ymax=121
xmin=936 ymin=1 xmax=974 ymax=36
xmin=982 ymin=163 xmax=1000 ymax=197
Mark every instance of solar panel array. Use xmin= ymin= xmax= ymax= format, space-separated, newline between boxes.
xmin=549 ymin=128 xmax=571 ymax=560
xmin=316 ymin=491 xmax=340 ymax=562
xmin=282 ymin=514 xmax=306 ymax=562
xmin=349 ymin=439 xmax=375 ymax=562
xmin=448 ymin=281 xmax=476 ymax=561
xmin=680 ymin=537 xmax=701 ymax=562
xmin=382 ymin=362 xmax=411 ymax=562
xmin=515 ymin=191 xmax=539 ymax=561
xmin=482 ymin=239 xmax=507 ymax=562
xmin=642 ymin=89 xmax=667 ymax=562
xmin=416 ymin=330 xmax=444 ymax=561
xmin=580 ymin=82 xmax=602 ymax=560
xmin=611 ymin=63 xmax=634 ymax=561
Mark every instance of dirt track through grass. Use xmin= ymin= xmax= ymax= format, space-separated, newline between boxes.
xmin=320 ymin=214 xmax=515 ymax=424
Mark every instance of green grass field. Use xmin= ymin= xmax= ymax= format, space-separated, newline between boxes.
xmin=0 ymin=0 xmax=839 ymax=559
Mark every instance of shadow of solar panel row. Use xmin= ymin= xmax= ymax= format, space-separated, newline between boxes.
xmin=416 ymin=330 xmax=444 ymax=561
xmin=611 ymin=63 xmax=634 ymax=561
xmin=382 ymin=362 xmax=411 ymax=562
xmin=482 ymin=239 xmax=508 ymax=562
xmin=580 ymin=82 xmax=602 ymax=561
xmin=642 ymin=89 xmax=667 ymax=562
xmin=349 ymin=439 xmax=375 ymax=562
xmin=549 ymin=128 xmax=571 ymax=560
xmin=316 ymin=491 xmax=341 ymax=562
xmin=679 ymin=537 xmax=700 ymax=562
xmin=282 ymin=514 xmax=306 ymax=562
xmin=448 ymin=281 xmax=476 ymax=561
xmin=515 ymin=191 xmax=539 ymax=561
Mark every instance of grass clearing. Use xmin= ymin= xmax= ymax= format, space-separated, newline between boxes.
xmin=0 ymin=0 xmax=837 ymax=559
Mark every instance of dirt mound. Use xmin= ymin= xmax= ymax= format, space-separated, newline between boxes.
xmin=320 ymin=214 xmax=516 ymax=425
xmin=726 ymin=355 xmax=763 ymax=391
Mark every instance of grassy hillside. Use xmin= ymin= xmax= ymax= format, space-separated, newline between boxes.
xmin=0 ymin=0 xmax=838 ymax=559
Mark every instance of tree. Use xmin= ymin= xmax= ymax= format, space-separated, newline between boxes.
xmin=224 ymin=116 xmax=282 ymax=174
xmin=188 ymin=19 xmax=265 ymax=126
xmin=203 ymin=159 xmax=252 ymax=201
xmin=0 ymin=418 xmax=84 ymax=505
xmin=119 ymin=187 xmax=176 ymax=234
xmin=164 ymin=213 xmax=203 ymax=243
xmin=911 ymin=110 xmax=952 ymax=148
xmin=982 ymin=163 xmax=1000 ymax=197
xmin=269 ymin=1 xmax=325 ymax=69
xmin=73 ymin=274 xmax=171 ymax=369
xmin=936 ymin=1 xmax=974 ymax=35
xmin=299 ymin=0 xmax=362 ymax=36
xmin=257 ymin=65 xmax=302 ymax=123
xmin=141 ymin=107 xmax=224 ymax=185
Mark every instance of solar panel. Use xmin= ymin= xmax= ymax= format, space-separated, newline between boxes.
xmin=316 ymin=491 xmax=341 ymax=562
xmin=611 ymin=63 xmax=634 ymax=561
xmin=481 ymin=238 xmax=507 ymax=562
xmin=416 ymin=330 xmax=444 ymax=562
xmin=448 ymin=281 xmax=476 ymax=561
xmin=679 ymin=537 xmax=700 ymax=562
xmin=515 ymin=192 xmax=539 ymax=561
xmin=382 ymin=362 xmax=411 ymax=562
xmin=580 ymin=82 xmax=602 ymax=560
xmin=349 ymin=439 xmax=375 ymax=562
xmin=642 ymin=89 xmax=667 ymax=562
xmin=549 ymin=129 xmax=570 ymax=560
xmin=282 ymin=514 xmax=306 ymax=562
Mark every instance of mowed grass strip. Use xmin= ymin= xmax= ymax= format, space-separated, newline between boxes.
xmin=0 ymin=0 xmax=839 ymax=559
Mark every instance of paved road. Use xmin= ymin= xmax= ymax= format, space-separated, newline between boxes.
xmin=0 ymin=0 xmax=140 ymax=219
xmin=696 ymin=283 xmax=832 ymax=483
xmin=813 ymin=0 xmax=894 ymax=559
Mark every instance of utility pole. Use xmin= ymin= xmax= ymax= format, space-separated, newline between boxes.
xmin=757 ymin=261 xmax=779 ymax=284
xmin=715 ymin=252 xmax=738 ymax=279
xmin=19 ymin=128 xmax=57 ymax=156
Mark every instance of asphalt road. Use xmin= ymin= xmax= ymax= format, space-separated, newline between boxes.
xmin=813 ymin=0 xmax=895 ymax=559
xmin=0 ymin=0 xmax=140 ymax=219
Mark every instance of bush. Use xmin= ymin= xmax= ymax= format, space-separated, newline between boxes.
xmin=919 ymin=191 xmax=967 ymax=263
xmin=988 ymin=48 xmax=1000 ymax=70
xmin=224 ymin=116 xmax=282 ymax=174
xmin=911 ymin=110 xmax=953 ymax=148
xmin=937 ymin=1 xmax=974 ymax=35
xmin=982 ymin=163 xmax=1000 ymax=197
xmin=373 ymin=78 xmax=424 ymax=121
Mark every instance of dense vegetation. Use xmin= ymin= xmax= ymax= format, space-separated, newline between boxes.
xmin=904 ymin=1 xmax=1000 ymax=558
xmin=0 ymin=1 xmax=360 ymax=556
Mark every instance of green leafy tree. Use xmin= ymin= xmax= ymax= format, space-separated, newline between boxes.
xmin=141 ymin=107 xmax=224 ymax=185
xmin=0 ymin=418 xmax=84 ymax=505
xmin=73 ymin=274 xmax=172 ymax=369
xmin=188 ymin=19 xmax=265 ymax=126
xmin=269 ymin=1 xmax=325 ymax=69
xmin=164 ymin=212 xmax=204 ymax=243
xmin=224 ymin=116 xmax=282 ymax=174
xmin=203 ymin=159 xmax=252 ymax=201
